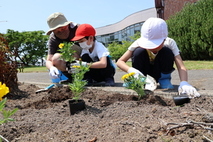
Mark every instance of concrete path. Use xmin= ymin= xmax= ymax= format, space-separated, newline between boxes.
xmin=17 ymin=69 xmax=213 ymax=98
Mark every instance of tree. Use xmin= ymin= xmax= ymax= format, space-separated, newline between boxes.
xmin=0 ymin=33 xmax=18 ymax=92
xmin=167 ymin=0 xmax=213 ymax=60
xmin=5 ymin=30 xmax=49 ymax=66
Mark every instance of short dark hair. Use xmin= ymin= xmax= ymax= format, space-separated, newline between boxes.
xmin=85 ymin=36 xmax=96 ymax=41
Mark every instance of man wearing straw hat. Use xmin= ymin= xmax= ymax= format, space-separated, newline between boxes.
xmin=45 ymin=12 xmax=82 ymax=83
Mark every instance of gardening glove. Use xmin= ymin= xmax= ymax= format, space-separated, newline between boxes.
xmin=71 ymin=60 xmax=88 ymax=67
xmin=127 ymin=67 xmax=157 ymax=91
xmin=178 ymin=81 xmax=200 ymax=98
xmin=128 ymin=67 xmax=144 ymax=78
xmin=144 ymin=75 xmax=157 ymax=91
xmin=49 ymin=66 xmax=59 ymax=79
xmin=68 ymin=66 xmax=77 ymax=73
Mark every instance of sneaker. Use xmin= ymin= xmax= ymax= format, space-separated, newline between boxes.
xmin=105 ymin=77 xmax=115 ymax=86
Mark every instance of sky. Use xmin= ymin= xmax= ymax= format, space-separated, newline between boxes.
xmin=0 ymin=0 xmax=155 ymax=34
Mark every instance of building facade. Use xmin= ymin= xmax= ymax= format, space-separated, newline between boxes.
xmin=96 ymin=0 xmax=199 ymax=46
xmin=96 ymin=8 xmax=157 ymax=46
xmin=155 ymin=0 xmax=199 ymax=20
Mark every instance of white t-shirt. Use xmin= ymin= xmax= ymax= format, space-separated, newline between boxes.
xmin=81 ymin=41 xmax=109 ymax=61
xmin=128 ymin=37 xmax=180 ymax=56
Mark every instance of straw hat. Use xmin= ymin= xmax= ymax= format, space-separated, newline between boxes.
xmin=46 ymin=12 xmax=72 ymax=35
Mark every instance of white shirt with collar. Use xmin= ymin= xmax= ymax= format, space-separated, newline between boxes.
xmin=128 ymin=37 xmax=180 ymax=56
xmin=81 ymin=41 xmax=109 ymax=62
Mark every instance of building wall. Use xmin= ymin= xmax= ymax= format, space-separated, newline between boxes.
xmin=164 ymin=0 xmax=199 ymax=20
xmin=95 ymin=8 xmax=156 ymax=46
xmin=96 ymin=8 xmax=156 ymax=36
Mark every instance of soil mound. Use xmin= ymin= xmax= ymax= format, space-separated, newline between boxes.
xmin=1 ymin=83 xmax=213 ymax=142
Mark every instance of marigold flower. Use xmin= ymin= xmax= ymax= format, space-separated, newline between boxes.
xmin=72 ymin=65 xmax=80 ymax=68
xmin=59 ymin=43 xmax=64 ymax=48
xmin=121 ymin=74 xmax=129 ymax=80
xmin=129 ymin=72 xmax=135 ymax=76
xmin=0 ymin=82 xmax=9 ymax=101
xmin=121 ymin=75 xmax=125 ymax=81
xmin=121 ymin=72 xmax=146 ymax=100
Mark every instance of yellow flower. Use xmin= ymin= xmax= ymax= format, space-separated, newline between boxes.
xmin=121 ymin=74 xmax=126 ymax=80
xmin=121 ymin=72 xmax=146 ymax=100
xmin=59 ymin=43 xmax=64 ymax=48
xmin=129 ymin=72 xmax=135 ymax=76
xmin=0 ymin=82 xmax=9 ymax=101
xmin=122 ymin=72 xmax=136 ymax=81
xmin=121 ymin=74 xmax=128 ymax=80
xmin=72 ymin=65 xmax=80 ymax=68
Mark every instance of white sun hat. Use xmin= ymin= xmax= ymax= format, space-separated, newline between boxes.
xmin=46 ymin=12 xmax=72 ymax=35
xmin=138 ymin=17 xmax=168 ymax=49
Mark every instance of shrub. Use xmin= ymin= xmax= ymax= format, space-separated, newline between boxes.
xmin=0 ymin=34 xmax=18 ymax=93
xmin=167 ymin=0 xmax=213 ymax=60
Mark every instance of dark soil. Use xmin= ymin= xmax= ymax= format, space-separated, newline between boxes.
xmin=1 ymin=83 xmax=213 ymax=142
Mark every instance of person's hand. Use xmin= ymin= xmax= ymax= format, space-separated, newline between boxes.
xmin=127 ymin=67 xmax=144 ymax=78
xmin=178 ymin=81 xmax=200 ymax=98
xmin=71 ymin=60 xmax=88 ymax=67
xmin=69 ymin=60 xmax=88 ymax=73
xmin=144 ymin=75 xmax=157 ymax=91
xmin=68 ymin=67 xmax=76 ymax=73
xmin=49 ymin=66 xmax=59 ymax=79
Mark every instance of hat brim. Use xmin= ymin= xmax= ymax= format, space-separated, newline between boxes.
xmin=137 ymin=37 xmax=165 ymax=49
xmin=71 ymin=35 xmax=85 ymax=41
xmin=46 ymin=21 xmax=72 ymax=35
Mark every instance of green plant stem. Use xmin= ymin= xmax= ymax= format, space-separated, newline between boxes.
xmin=136 ymin=88 xmax=145 ymax=100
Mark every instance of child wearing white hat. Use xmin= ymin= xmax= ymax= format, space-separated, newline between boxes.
xmin=116 ymin=17 xmax=200 ymax=98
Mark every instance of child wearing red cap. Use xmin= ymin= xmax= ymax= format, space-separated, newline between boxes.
xmin=71 ymin=24 xmax=115 ymax=86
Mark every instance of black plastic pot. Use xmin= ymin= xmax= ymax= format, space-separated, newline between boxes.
xmin=69 ymin=99 xmax=86 ymax=115
xmin=173 ymin=94 xmax=190 ymax=106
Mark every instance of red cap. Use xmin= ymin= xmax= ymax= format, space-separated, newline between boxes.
xmin=71 ymin=24 xmax=96 ymax=41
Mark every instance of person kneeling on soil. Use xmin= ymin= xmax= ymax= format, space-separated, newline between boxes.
xmin=45 ymin=12 xmax=82 ymax=84
xmin=116 ymin=17 xmax=200 ymax=98
xmin=71 ymin=24 xmax=116 ymax=86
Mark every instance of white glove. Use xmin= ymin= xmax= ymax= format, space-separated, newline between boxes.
xmin=68 ymin=67 xmax=76 ymax=74
xmin=145 ymin=75 xmax=157 ymax=91
xmin=127 ymin=67 xmax=144 ymax=78
xmin=72 ymin=60 xmax=87 ymax=67
xmin=49 ymin=66 xmax=59 ymax=79
xmin=178 ymin=81 xmax=200 ymax=98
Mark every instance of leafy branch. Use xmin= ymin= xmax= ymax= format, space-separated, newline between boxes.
xmin=0 ymin=98 xmax=18 ymax=142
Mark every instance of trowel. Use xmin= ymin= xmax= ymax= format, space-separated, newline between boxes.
xmin=35 ymin=84 xmax=55 ymax=94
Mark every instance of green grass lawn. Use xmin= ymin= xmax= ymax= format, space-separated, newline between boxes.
xmin=183 ymin=60 xmax=213 ymax=70
xmin=22 ymin=61 xmax=213 ymax=73
xmin=22 ymin=66 xmax=48 ymax=73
